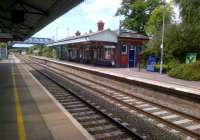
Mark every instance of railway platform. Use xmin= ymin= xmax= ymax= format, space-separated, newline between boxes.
xmin=0 ymin=55 xmax=93 ymax=140
xmin=33 ymin=56 xmax=200 ymax=96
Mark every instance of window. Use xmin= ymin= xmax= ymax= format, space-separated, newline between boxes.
xmin=105 ymin=48 xmax=113 ymax=60
xmin=122 ymin=45 xmax=127 ymax=54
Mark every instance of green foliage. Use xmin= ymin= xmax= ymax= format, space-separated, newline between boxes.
xmin=145 ymin=3 xmax=173 ymax=35
xmin=52 ymin=49 xmax=58 ymax=59
xmin=165 ymin=24 xmax=200 ymax=63
xmin=174 ymin=0 xmax=200 ymax=24
xmin=27 ymin=47 xmax=34 ymax=54
xmin=140 ymin=3 xmax=173 ymax=63
xmin=27 ymin=45 xmax=43 ymax=55
xmin=41 ymin=47 xmax=52 ymax=57
xmin=142 ymin=39 xmax=160 ymax=59
xmin=0 ymin=43 xmax=7 ymax=48
xmin=166 ymin=59 xmax=180 ymax=70
xmin=169 ymin=0 xmax=200 ymax=62
xmin=116 ymin=0 xmax=162 ymax=34
xmin=144 ymin=22 xmax=200 ymax=64
xmin=27 ymin=45 xmax=58 ymax=58
xmin=154 ymin=59 xmax=180 ymax=73
xmin=168 ymin=61 xmax=200 ymax=81
xmin=154 ymin=64 xmax=169 ymax=73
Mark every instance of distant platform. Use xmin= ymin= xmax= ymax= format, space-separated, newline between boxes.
xmin=33 ymin=56 xmax=200 ymax=98
xmin=0 ymin=55 xmax=93 ymax=140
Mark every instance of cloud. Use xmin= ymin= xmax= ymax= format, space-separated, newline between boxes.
xmin=79 ymin=0 xmax=123 ymax=30
xmin=80 ymin=0 xmax=121 ymax=22
xmin=80 ymin=0 xmax=121 ymax=14
xmin=33 ymin=0 xmax=180 ymax=40
xmin=33 ymin=0 xmax=123 ymax=40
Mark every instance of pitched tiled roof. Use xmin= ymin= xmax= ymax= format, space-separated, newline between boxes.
xmin=113 ymin=29 xmax=149 ymax=40
xmin=57 ymin=29 xmax=113 ymax=42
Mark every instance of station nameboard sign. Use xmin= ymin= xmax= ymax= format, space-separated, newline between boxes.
xmin=186 ymin=53 xmax=197 ymax=64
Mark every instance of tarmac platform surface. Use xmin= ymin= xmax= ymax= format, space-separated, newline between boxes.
xmin=0 ymin=55 xmax=93 ymax=140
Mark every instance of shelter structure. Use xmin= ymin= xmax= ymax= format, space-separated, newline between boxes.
xmin=0 ymin=0 xmax=83 ymax=41
xmin=48 ymin=21 xmax=149 ymax=67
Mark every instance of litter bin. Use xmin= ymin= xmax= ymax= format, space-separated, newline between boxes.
xmin=146 ymin=56 xmax=157 ymax=72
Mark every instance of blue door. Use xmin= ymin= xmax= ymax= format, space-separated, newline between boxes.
xmin=129 ymin=49 xmax=135 ymax=67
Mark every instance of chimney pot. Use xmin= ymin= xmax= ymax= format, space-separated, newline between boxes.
xmin=75 ymin=31 xmax=81 ymax=36
xmin=97 ymin=20 xmax=105 ymax=31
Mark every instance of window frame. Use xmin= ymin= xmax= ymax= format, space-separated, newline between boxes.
xmin=122 ymin=44 xmax=127 ymax=54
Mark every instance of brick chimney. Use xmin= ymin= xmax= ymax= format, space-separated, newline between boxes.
xmin=75 ymin=31 xmax=81 ymax=36
xmin=97 ymin=21 xmax=105 ymax=31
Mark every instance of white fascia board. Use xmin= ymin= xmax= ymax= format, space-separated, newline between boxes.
xmin=104 ymin=45 xmax=116 ymax=49
xmin=47 ymin=37 xmax=89 ymax=47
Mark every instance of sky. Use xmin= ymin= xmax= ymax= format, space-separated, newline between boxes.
xmin=33 ymin=0 xmax=179 ymax=41
xmin=33 ymin=0 xmax=123 ymax=41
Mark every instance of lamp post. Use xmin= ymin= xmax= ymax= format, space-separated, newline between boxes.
xmin=160 ymin=0 xmax=166 ymax=74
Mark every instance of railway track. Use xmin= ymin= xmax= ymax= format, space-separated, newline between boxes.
xmin=21 ymin=57 xmax=144 ymax=140
xmin=21 ymin=56 xmax=200 ymax=139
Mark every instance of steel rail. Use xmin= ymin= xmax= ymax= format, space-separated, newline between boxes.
xmin=21 ymin=56 xmax=145 ymax=140
xmin=21 ymin=56 xmax=200 ymax=139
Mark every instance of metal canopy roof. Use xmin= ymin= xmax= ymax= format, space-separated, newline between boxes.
xmin=0 ymin=0 xmax=83 ymax=41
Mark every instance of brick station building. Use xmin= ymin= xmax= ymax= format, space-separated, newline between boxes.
xmin=48 ymin=21 xmax=149 ymax=67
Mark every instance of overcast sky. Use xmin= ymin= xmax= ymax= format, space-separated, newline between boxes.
xmin=33 ymin=0 xmax=179 ymax=41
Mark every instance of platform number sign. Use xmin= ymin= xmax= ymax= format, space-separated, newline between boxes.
xmin=186 ymin=53 xmax=197 ymax=64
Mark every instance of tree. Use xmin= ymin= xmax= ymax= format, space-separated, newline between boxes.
xmin=116 ymin=0 xmax=162 ymax=34
xmin=143 ymin=3 xmax=173 ymax=62
xmin=172 ymin=0 xmax=200 ymax=61
xmin=174 ymin=0 xmax=200 ymax=24
xmin=145 ymin=3 xmax=173 ymax=35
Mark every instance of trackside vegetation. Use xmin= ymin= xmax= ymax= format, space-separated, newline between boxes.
xmin=168 ymin=61 xmax=200 ymax=81
xmin=27 ymin=45 xmax=58 ymax=59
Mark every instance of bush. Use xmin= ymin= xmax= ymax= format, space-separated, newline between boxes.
xmin=167 ymin=60 xmax=180 ymax=70
xmin=168 ymin=61 xmax=200 ymax=81
xmin=154 ymin=64 xmax=169 ymax=73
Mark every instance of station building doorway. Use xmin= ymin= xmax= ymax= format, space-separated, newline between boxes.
xmin=128 ymin=46 xmax=136 ymax=68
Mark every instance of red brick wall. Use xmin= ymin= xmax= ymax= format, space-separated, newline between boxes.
xmin=121 ymin=54 xmax=128 ymax=66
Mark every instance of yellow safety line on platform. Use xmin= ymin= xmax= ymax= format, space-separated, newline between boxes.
xmin=12 ymin=65 xmax=26 ymax=140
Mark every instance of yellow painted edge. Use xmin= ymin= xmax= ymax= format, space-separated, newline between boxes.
xmin=12 ymin=65 xmax=26 ymax=140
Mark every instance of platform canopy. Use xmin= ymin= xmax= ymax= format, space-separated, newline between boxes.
xmin=0 ymin=0 xmax=83 ymax=41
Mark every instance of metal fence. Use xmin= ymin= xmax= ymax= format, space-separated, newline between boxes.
xmin=0 ymin=48 xmax=7 ymax=59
